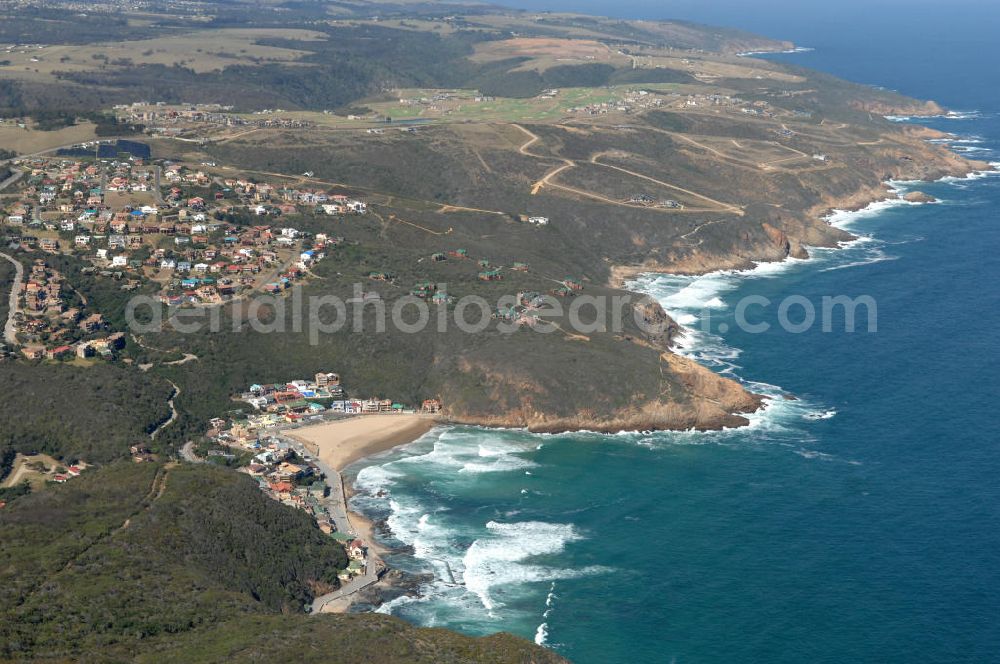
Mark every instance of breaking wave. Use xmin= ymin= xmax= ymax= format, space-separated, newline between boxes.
xmin=351 ymin=162 xmax=998 ymax=648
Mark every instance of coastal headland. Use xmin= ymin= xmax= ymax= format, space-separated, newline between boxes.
xmin=2 ymin=6 xmax=991 ymax=441
xmin=1 ymin=1 xmax=996 ymax=659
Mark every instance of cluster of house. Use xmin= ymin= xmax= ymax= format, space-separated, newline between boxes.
xmin=233 ymin=437 xmax=372 ymax=583
xmin=51 ymin=463 xmax=86 ymax=483
xmin=492 ymin=284 xmax=585 ymax=326
xmin=238 ymin=372 xmax=346 ymax=417
xmin=157 ymin=225 xmax=336 ymax=305
xmin=16 ymin=260 xmax=125 ymax=361
xmin=626 ymin=193 xmax=683 ymax=209
xmin=206 ymin=373 xmax=442 ymax=443
xmin=1 ymin=155 xmax=368 ymax=310
xmin=3 ymin=157 xmax=155 ymax=230
xmin=673 ymin=92 xmax=780 ymax=119
xmin=409 ymin=280 xmax=453 ymax=304
xmin=568 ymin=88 xmax=667 ymax=116
xmin=116 ymin=102 xmax=314 ymax=138
xmin=435 ymin=248 xmax=531 ymax=283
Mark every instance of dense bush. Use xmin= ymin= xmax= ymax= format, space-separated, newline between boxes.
xmin=0 ymin=463 xmax=350 ymax=658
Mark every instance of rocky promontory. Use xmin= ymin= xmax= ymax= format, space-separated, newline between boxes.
xmin=903 ymin=191 xmax=938 ymax=203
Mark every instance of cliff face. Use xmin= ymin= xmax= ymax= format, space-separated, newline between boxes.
xmin=443 ymin=351 xmax=762 ymax=433
xmin=151 ymin=19 xmax=991 ymax=440
xmin=609 ymin=120 xmax=990 ymax=286
xmin=849 ymin=99 xmax=946 ymax=117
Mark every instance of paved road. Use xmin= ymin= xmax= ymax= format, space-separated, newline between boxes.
xmin=0 ymin=136 xmax=134 ymax=169
xmin=150 ymin=380 xmax=180 ymax=440
xmin=0 ymin=251 xmax=24 ymax=346
xmin=0 ymin=170 xmax=23 ymax=193
xmin=153 ymin=166 xmax=165 ymax=206
xmin=179 ymin=441 xmax=203 ymax=463
xmin=311 ymin=561 xmax=383 ymax=613
xmin=282 ymin=435 xmax=357 ymax=537
xmin=279 ymin=433 xmax=387 ymax=613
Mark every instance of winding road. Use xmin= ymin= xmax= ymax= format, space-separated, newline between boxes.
xmin=512 ymin=123 xmax=744 ymax=214
xmin=150 ymin=380 xmax=180 ymax=440
xmin=0 ymin=251 xmax=24 ymax=346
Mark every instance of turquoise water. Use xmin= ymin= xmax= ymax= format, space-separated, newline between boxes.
xmin=346 ymin=7 xmax=1000 ymax=661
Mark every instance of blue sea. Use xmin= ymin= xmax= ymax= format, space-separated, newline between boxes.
xmin=346 ymin=3 xmax=1000 ymax=661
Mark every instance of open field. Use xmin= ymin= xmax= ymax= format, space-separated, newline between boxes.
xmin=470 ymin=37 xmax=631 ymax=71
xmin=458 ymin=13 xmax=626 ymax=41
xmin=1 ymin=453 xmax=63 ymax=489
xmin=105 ymin=190 xmax=157 ymax=209
xmin=623 ymin=51 xmax=806 ymax=83
xmin=335 ymin=18 xmax=463 ymax=35
xmin=0 ymin=121 xmax=97 ymax=155
xmin=0 ymin=28 xmax=326 ymax=81
xmin=255 ymin=83 xmax=691 ymax=128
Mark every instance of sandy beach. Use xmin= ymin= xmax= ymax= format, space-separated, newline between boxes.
xmin=288 ymin=413 xmax=437 ymax=472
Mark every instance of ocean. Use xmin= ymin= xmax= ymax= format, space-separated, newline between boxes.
xmin=345 ymin=4 xmax=1000 ymax=661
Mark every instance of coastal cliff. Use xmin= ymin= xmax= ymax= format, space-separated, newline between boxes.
xmin=442 ymin=350 xmax=762 ymax=433
xmin=102 ymin=9 xmax=992 ymax=443
xmin=608 ymin=124 xmax=992 ymax=284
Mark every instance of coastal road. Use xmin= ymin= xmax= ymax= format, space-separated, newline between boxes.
xmin=311 ymin=561 xmax=383 ymax=613
xmin=0 ymin=251 xmax=24 ymax=346
xmin=282 ymin=434 xmax=357 ymax=537
xmin=513 ymin=123 xmax=743 ymax=213
xmin=280 ymin=432 xmax=388 ymax=613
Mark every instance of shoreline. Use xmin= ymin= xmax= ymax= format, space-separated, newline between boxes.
xmin=322 ymin=140 xmax=999 ymax=618
xmin=289 ymin=414 xmax=441 ymax=612
xmin=287 ymin=413 xmax=438 ymax=473
xmin=609 ymin=159 xmax=996 ymax=287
